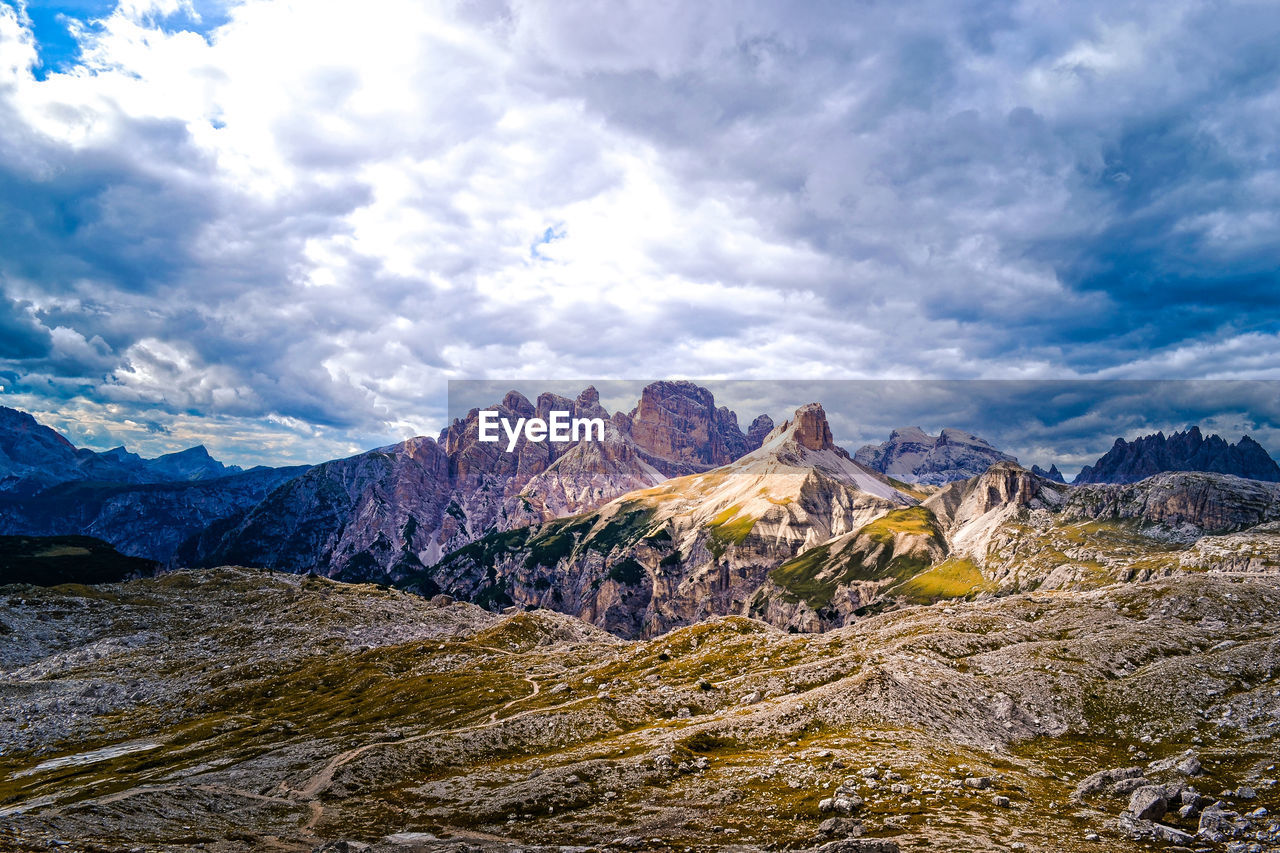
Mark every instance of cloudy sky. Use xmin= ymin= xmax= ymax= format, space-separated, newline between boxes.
xmin=1 ymin=0 xmax=1279 ymax=467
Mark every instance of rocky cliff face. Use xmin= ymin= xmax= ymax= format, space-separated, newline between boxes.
xmin=1075 ymin=426 xmax=1280 ymax=484
xmin=855 ymin=426 xmax=1016 ymax=485
xmin=176 ymin=437 xmax=452 ymax=582
xmin=178 ymin=382 xmax=771 ymax=583
xmin=1062 ymin=471 xmax=1280 ymax=534
xmin=923 ymin=464 xmax=1280 ymax=594
xmin=616 ymin=380 xmax=770 ymax=476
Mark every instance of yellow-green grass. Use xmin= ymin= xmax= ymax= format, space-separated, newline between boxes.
xmin=892 ymin=557 xmax=990 ymax=603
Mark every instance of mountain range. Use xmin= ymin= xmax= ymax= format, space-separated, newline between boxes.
xmin=3 ymin=387 xmax=1280 ymax=640
xmin=0 ymin=406 xmax=246 ymax=495
xmin=1074 ymin=426 xmax=1280 ymax=484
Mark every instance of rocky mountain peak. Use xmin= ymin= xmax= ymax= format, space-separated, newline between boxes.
xmin=1075 ymin=427 xmax=1280 ymax=484
xmin=1031 ymin=463 xmax=1066 ymax=483
xmin=626 ymin=380 xmax=767 ymax=469
xmin=788 ymin=402 xmax=835 ymax=451
xmin=575 ymin=385 xmax=600 ymax=407
xmin=748 ymin=414 xmax=775 ymax=445
xmin=500 ymin=390 xmax=535 ymax=417
xmin=855 ymin=425 xmax=1016 ymax=486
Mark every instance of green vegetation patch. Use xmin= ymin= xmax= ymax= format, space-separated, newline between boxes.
xmin=860 ymin=506 xmax=944 ymax=544
xmin=0 ymin=535 xmax=158 ymax=586
xmin=585 ymin=503 xmax=657 ymax=555
xmin=706 ymin=504 xmax=757 ymax=558
xmin=768 ymin=509 xmax=944 ymax=609
xmin=769 ymin=543 xmax=838 ymax=608
xmin=892 ymin=557 xmax=990 ymax=603
xmin=433 ymin=527 xmax=529 ymax=570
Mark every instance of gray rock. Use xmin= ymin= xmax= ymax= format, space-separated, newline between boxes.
xmin=962 ymin=776 xmax=991 ymax=789
xmin=1128 ymin=785 xmax=1168 ymax=822
xmin=1072 ymin=766 xmax=1144 ymax=799
xmin=819 ymin=794 xmax=865 ymax=815
xmin=812 ymin=839 xmax=900 ymax=853
xmin=993 ymin=795 xmax=1011 ymax=808
xmin=816 ymin=817 xmax=864 ymax=838
xmin=1199 ymin=803 xmax=1243 ymax=842
xmin=1151 ymin=823 xmax=1195 ymax=844
xmin=1107 ymin=776 xmax=1152 ymax=797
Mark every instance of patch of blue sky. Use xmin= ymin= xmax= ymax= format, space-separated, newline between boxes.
xmin=9 ymin=0 xmax=232 ymax=79
xmin=529 ymin=224 xmax=566 ymax=260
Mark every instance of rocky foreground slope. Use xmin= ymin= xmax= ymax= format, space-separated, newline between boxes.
xmin=1 ymin=567 xmax=1278 ymax=852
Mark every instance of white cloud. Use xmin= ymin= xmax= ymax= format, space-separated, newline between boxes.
xmin=0 ymin=0 xmax=1278 ymax=463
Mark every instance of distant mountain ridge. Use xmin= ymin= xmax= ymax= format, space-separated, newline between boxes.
xmin=0 ymin=406 xmax=305 ymax=561
xmin=854 ymin=425 xmax=1017 ymax=485
xmin=1075 ymin=426 xmax=1280 ymax=484
xmin=1030 ymin=464 xmax=1065 ymax=483
xmin=0 ymin=405 xmax=245 ymax=495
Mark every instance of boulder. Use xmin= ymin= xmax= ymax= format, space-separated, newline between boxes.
xmin=1072 ymin=766 xmax=1144 ymax=800
xmin=1128 ymin=785 xmax=1167 ymax=822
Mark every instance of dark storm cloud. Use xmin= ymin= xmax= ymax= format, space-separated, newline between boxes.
xmin=0 ymin=294 xmax=51 ymax=358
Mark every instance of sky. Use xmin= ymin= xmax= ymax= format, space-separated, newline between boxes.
xmin=1 ymin=0 xmax=1279 ymax=467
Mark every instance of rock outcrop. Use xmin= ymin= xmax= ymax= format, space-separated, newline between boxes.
xmin=1062 ymin=471 xmax=1280 ymax=534
xmin=855 ymin=426 xmax=1016 ymax=486
xmin=1030 ymin=464 xmax=1065 ymax=483
xmin=617 ymin=380 xmax=769 ymax=475
xmin=1075 ymin=426 xmax=1280 ymax=484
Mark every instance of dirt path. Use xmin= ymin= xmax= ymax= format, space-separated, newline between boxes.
xmin=284 ymin=673 xmax=568 ymax=803
xmin=490 ymin=674 xmax=539 ymax=722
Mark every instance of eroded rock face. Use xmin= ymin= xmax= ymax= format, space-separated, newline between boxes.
xmin=855 ymin=426 xmax=1016 ymax=486
xmin=1062 ymin=472 xmax=1280 ymax=534
xmin=624 ymin=380 xmax=767 ymax=474
xmin=176 ymin=436 xmax=454 ymax=584
xmin=1075 ymin=426 xmax=1280 ymax=484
